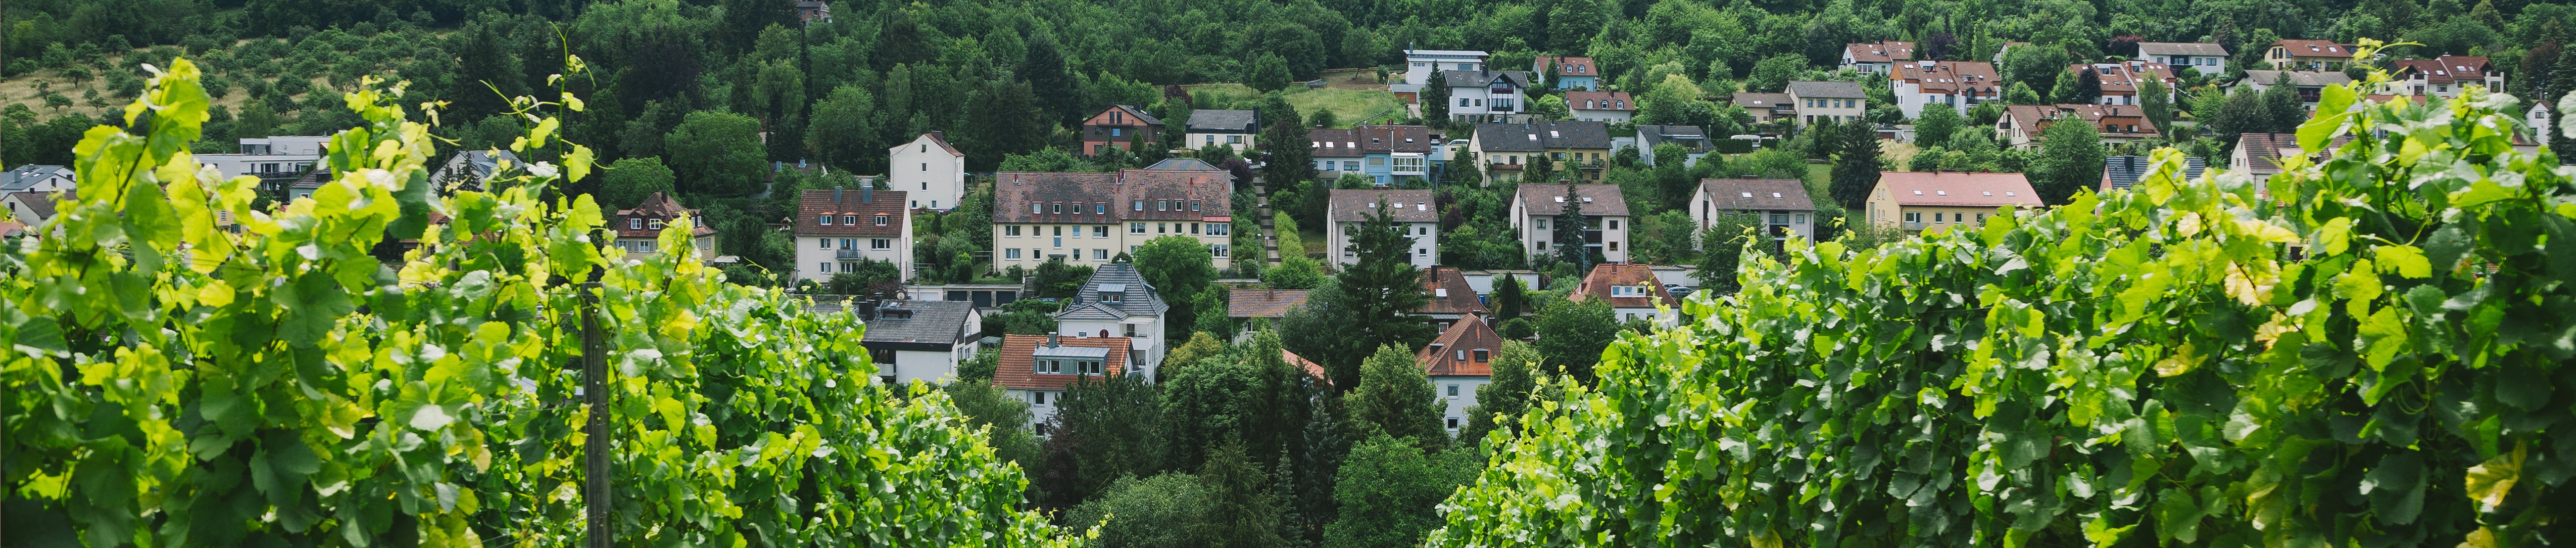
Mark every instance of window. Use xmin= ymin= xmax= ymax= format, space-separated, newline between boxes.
xmin=1607 ymin=219 xmax=1620 ymax=229
xmin=1211 ymin=245 xmax=1230 ymax=258
xmin=1795 ymin=214 xmax=1808 ymax=224
xmin=1110 ymin=128 xmax=1122 ymax=137
xmin=630 ymin=219 xmax=643 ymax=230
xmin=1417 ymin=248 xmax=1428 ymax=257
xmin=1094 ymin=249 xmax=1109 ymax=260
xmin=1157 ymin=200 xmax=1168 ymax=211
xmin=1052 ymin=203 xmax=1064 ymax=214
xmin=1770 ymin=213 xmax=1790 ymax=225
xmin=820 ymin=262 xmax=831 ymax=273
xmin=1904 ymin=212 xmax=1921 ymax=223
xmin=1131 ymin=223 xmax=1147 ymax=234
xmin=1448 ymin=384 xmax=1460 ymax=397
xmin=1007 ymin=226 xmax=1022 ymax=237
xmin=1207 ymin=223 xmax=1228 ymax=236
xmin=1006 ymin=248 xmax=1022 ymax=259
xmin=871 ymin=238 xmax=891 ymax=250
xmin=842 ymin=215 xmax=857 ymax=225
xmin=1033 ymin=203 xmax=1043 ymax=214
xmin=1608 ymin=241 xmax=1620 ymax=251
xmin=1190 ymin=201 xmax=1201 ymax=211
xmin=1133 ymin=200 xmax=1145 ymax=211
xmin=1536 ymin=218 xmax=1548 ymax=230
xmin=1448 ymin=417 xmax=1459 ymax=429
xmin=1123 ymin=324 xmax=1137 ymax=337
xmin=874 ymin=214 xmax=889 ymax=226
xmin=1093 ymin=226 xmax=1108 ymax=237
xmin=1976 ymin=213 xmax=1987 ymax=222
xmin=1459 ymin=97 xmax=1472 ymax=107
xmin=1081 ymin=361 xmax=1103 ymax=375
xmin=1228 ymin=136 xmax=1243 ymax=144
xmin=819 ymin=215 xmax=832 ymax=226
xmin=1190 ymin=224 xmax=1200 ymax=235
xmin=1054 ymin=236 xmax=1063 ymax=248
xmin=1095 ymin=203 xmax=1107 ymax=215
xmin=1033 ymin=391 xmax=1047 ymax=405
xmin=1158 ymin=223 xmax=1167 ymax=234
xmin=819 ymin=237 xmax=831 ymax=249
xmin=1473 ymin=349 xmax=1489 ymax=363
xmin=647 ymin=219 xmax=664 ymax=230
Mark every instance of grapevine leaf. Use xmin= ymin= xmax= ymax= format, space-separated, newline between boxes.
xmin=2463 ymin=443 xmax=2527 ymax=512
xmin=2493 ymin=364 xmax=2551 ymax=411
xmin=2374 ymin=245 xmax=2430 ymax=279
xmin=409 ymin=405 xmax=453 ymax=431
xmin=2363 ymin=452 xmax=2427 ymax=524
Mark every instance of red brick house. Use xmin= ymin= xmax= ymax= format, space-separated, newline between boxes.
xmin=1081 ymin=105 xmax=1165 ymax=156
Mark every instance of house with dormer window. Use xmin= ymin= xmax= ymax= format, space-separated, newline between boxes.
xmin=1509 ymin=183 xmax=1631 ymax=264
xmin=1568 ymin=263 xmax=1679 ymax=325
xmin=2391 ymin=56 xmax=2504 ymax=99
xmin=1080 ymin=105 xmax=1164 ymax=155
xmin=794 ymin=186 xmax=913 ymax=282
xmin=1052 ymin=261 xmax=1170 ymax=379
xmin=995 ymin=333 xmax=1130 ymax=433
xmin=1418 ymin=314 xmax=1501 ymax=433
xmin=1840 ymin=41 xmax=1917 ymax=74
xmin=1442 ymin=70 xmax=1534 ymax=123
xmin=611 ymin=191 xmax=721 ymax=264
xmin=1533 ymin=55 xmax=1601 ymax=90
xmin=1327 ymin=189 xmax=1440 ymax=269
xmin=1863 ymin=171 xmax=2042 ymax=235
xmin=1563 ymin=91 xmax=1635 ymax=122
xmin=2265 ymin=40 xmax=2356 ymax=70
xmin=990 ymin=168 xmax=1234 ymax=272
xmin=1690 ymin=177 xmax=1817 ymax=253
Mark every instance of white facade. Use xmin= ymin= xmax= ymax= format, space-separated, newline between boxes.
xmin=793 ymin=188 xmax=915 ymax=283
xmin=1331 ymin=219 xmax=1440 ymax=269
xmin=1404 ymin=49 xmax=1488 ymax=88
xmin=888 ymin=133 xmax=967 ymax=211
xmin=1446 ymin=72 xmax=1530 ymax=123
xmin=193 ymin=154 xmax=320 ymax=180
xmin=1509 ymin=185 xmax=1631 ymax=265
xmin=1435 ymin=374 xmax=1490 ymax=434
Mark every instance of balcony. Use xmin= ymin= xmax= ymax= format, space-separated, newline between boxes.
xmin=1901 ymin=221 xmax=1927 ymax=231
xmin=835 ymin=250 xmax=871 ymax=259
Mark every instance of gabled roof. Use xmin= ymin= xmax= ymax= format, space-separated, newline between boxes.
xmin=1057 ymin=262 xmax=1166 ymax=320
xmin=1638 ymin=125 xmax=1709 ymax=152
xmin=2139 ymin=42 xmax=2228 ymax=56
xmin=1566 ymin=264 xmax=1676 ymax=310
xmin=1310 ymin=126 xmax=1439 ymax=157
xmin=1405 ymin=49 xmax=1488 ymax=58
xmin=859 ymin=300 xmax=978 ymax=345
xmin=1786 ymin=80 xmax=1867 ymax=99
xmin=1328 ymin=189 xmax=1438 ymax=223
xmin=1536 ymin=55 xmax=1598 ymax=76
xmin=1417 ymin=314 xmax=1500 ymax=377
xmin=1875 ymin=172 xmax=2042 ymax=207
xmin=1228 ymin=289 xmax=1310 ymax=319
xmin=1999 ymin=104 xmax=2161 ymax=139
xmin=1441 ymin=70 xmax=1533 ymax=89
xmin=1284 ymin=349 xmax=1330 ymax=385
xmin=1472 ymin=121 xmax=1612 ymax=152
xmin=439 ymin=150 xmax=521 ymax=181
xmin=1145 ymin=158 xmax=1219 ymax=171
xmin=2270 ymin=40 xmax=2356 ymax=59
xmin=4 ymin=190 xmax=71 ymax=220
xmin=2099 ymin=155 xmax=2208 ymax=191
xmin=1088 ymin=104 xmax=1163 ymax=127
xmin=993 ymin=334 xmax=1130 ymax=391
xmin=2071 ymin=61 xmax=2178 ymax=96
xmin=1186 ymin=109 xmax=1260 ymax=133
xmin=1563 ymin=91 xmax=1635 ymax=112
xmin=897 ymin=132 xmax=965 ymax=157
xmin=1418 ymin=267 xmax=1488 ymax=317
xmin=615 ymin=192 xmax=719 ymax=238
xmin=796 ymin=188 xmax=909 ymax=237
xmin=2392 ymin=56 xmax=2493 ymax=85
xmin=1515 ymin=183 xmax=1630 ymax=217
xmin=1844 ymin=41 xmax=1917 ymax=64
xmin=1698 ymin=178 xmax=1816 ymax=212
xmin=2235 ymin=132 xmax=2357 ymax=176
xmin=991 ymin=169 xmax=1231 ymax=224
xmin=1730 ymin=92 xmax=1795 ymax=111
xmin=0 ymin=165 xmax=72 ymax=192
xmin=1891 ymin=61 xmax=2002 ymax=95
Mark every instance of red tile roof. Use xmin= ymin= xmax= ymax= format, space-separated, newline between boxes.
xmin=1892 ymin=60 xmax=2001 ymax=95
xmin=915 ymin=132 xmax=965 ymax=157
xmin=1417 ymin=314 xmax=1500 ymax=377
xmin=991 ymin=169 xmax=1231 ymax=224
xmin=1565 ymin=263 xmax=1676 ymax=309
xmin=613 ymin=192 xmax=720 ymax=238
xmin=992 ymin=334 xmax=1131 ymax=391
xmin=2270 ymin=40 xmax=2356 ymax=60
xmin=1284 ymin=349 xmax=1329 ymax=385
xmin=2001 ymin=104 xmax=2161 ymax=140
xmin=796 ymin=188 xmax=910 ymax=237
xmin=1563 ymin=91 xmax=1635 ymax=112
xmin=1875 ymin=172 xmax=2042 ymax=208
xmin=1418 ymin=267 xmax=1488 ymax=317
xmin=1536 ymin=55 xmax=1598 ymax=76
xmin=2392 ymin=56 xmax=2492 ymax=85
xmin=1227 ymin=289 xmax=1310 ymax=319
xmin=1846 ymin=41 xmax=1918 ymax=64
xmin=2068 ymin=61 xmax=2178 ymax=96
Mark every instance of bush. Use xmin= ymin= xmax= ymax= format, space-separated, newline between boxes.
xmin=1709 ymin=137 xmax=1755 ymax=154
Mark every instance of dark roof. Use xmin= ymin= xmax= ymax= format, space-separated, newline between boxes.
xmin=991 ymin=169 xmax=1232 ymax=224
xmin=2270 ymin=40 xmax=2355 ymax=59
xmin=2099 ymin=155 xmax=2209 ymax=191
xmin=1089 ymin=104 xmax=1164 ymax=127
xmin=1563 ymin=91 xmax=1634 ymax=111
xmin=2391 ymin=56 xmax=2492 ymax=85
xmin=1515 ymin=183 xmax=1630 ymax=217
xmin=993 ymin=334 xmax=1130 ymax=391
xmin=2139 ymin=42 xmax=2228 ymax=56
xmin=1417 ymin=267 xmax=1487 ymax=317
xmin=1639 ymin=125 xmax=1709 ymax=152
xmin=906 ymin=132 xmax=965 ymax=157
xmin=1055 ymin=262 xmax=1166 ymax=321
xmin=0 ymin=165 xmax=72 ymax=192
xmin=1417 ymin=314 xmax=1499 ymax=377
xmin=1698 ymin=178 xmax=1816 ymax=212
xmin=1785 ymin=80 xmax=1866 ymax=99
xmin=1473 ymin=121 xmax=1612 ymax=152
xmin=1729 ymin=92 xmax=1795 ymax=111
xmin=860 ymin=300 xmax=978 ymax=345
xmin=439 ymin=150 xmax=521 ymax=181
xmin=796 ymin=188 xmax=909 ymax=237
xmin=1440 ymin=70 xmax=1533 ymax=89
xmin=5 ymin=190 xmax=70 ymax=220
xmin=1875 ymin=172 xmax=2042 ymax=207
xmin=1186 ymin=109 xmax=1260 ymax=133
xmin=1328 ymin=189 xmax=1438 ymax=223
xmin=1310 ymin=126 xmax=1438 ymax=157
xmin=1566 ymin=263 xmax=1677 ymax=310
xmin=1228 ymin=289 xmax=1310 ymax=319
xmin=2235 ymin=132 xmax=2356 ymax=176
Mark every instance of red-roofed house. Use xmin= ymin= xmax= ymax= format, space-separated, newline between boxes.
xmin=1892 ymin=60 xmax=2002 ymax=118
xmin=1418 ymin=314 xmax=1500 ymax=433
xmin=994 ymin=333 xmax=1130 ymax=434
xmin=1996 ymin=104 xmax=2161 ymax=149
xmin=1533 ymin=55 xmax=1602 ymax=90
xmin=1562 ymin=91 xmax=1635 ymax=123
xmin=2068 ymin=61 xmax=2179 ymax=106
xmin=2265 ymin=40 xmax=2356 ymax=70
xmin=1080 ymin=105 xmax=1164 ymax=156
xmin=1863 ymin=171 xmax=2042 ymax=234
xmin=2391 ymin=56 xmax=2504 ymax=99
xmin=1567 ymin=263 xmax=1680 ymax=325
xmin=1418 ymin=266 xmax=1488 ymax=322
xmin=795 ymin=186 xmax=913 ymax=282
xmin=1841 ymin=40 xmax=1918 ymax=74
xmin=612 ymin=192 xmax=721 ymax=264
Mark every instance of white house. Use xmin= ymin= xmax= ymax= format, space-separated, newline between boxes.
xmin=1054 ymin=261 xmax=1169 ymax=379
xmin=1 ymin=164 xmax=75 ymax=194
xmin=794 ymin=186 xmax=914 ymax=283
xmin=610 ymin=192 xmax=721 ymax=264
xmin=1567 ymin=263 xmax=1681 ymax=326
xmin=989 ymin=169 xmax=1235 ymax=272
xmin=1562 ymin=91 xmax=1635 ymax=123
xmin=889 ymin=132 xmax=967 ymax=211
xmin=1326 ymin=188 xmax=1439 ymax=269
xmin=1185 ymin=109 xmax=1260 ymax=152
xmin=1419 ymin=314 xmax=1500 ymax=434
xmin=1510 ymin=183 xmax=1630 ymax=265
xmin=1889 ymin=61 xmax=2001 ymax=118
xmin=2139 ymin=42 xmax=2229 ymax=74
xmin=2391 ymin=56 xmax=2505 ymax=99
xmin=1840 ymin=41 xmax=1918 ymax=74
xmin=1442 ymin=70 xmax=1533 ymax=123
xmin=1786 ymin=80 xmax=1872 ymax=126
xmin=1690 ymin=177 xmax=1817 ymax=252
xmin=853 ymin=300 xmax=984 ymax=385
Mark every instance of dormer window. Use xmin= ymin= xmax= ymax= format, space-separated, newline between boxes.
xmin=842 ymin=215 xmax=857 ymax=225
xmin=649 ymin=219 xmax=664 ymax=230
xmin=874 ymin=214 xmax=889 ymax=226
xmin=631 ymin=219 xmax=643 ymax=230
xmin=819 ymin=215 xmax=833 ymax=226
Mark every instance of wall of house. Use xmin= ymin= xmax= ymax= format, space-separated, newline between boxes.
xmin=1057 ymin=319 xmax=1165 ymax=379
xmin=1185 ymin=131 xmax=1256 ymax=151
xmin=1433 ymin=374 xmax=1490 ymax=435
xmin=889 ymin=142 xmax=966 ymax=211
xmin=990 ymin=221 xmax=1235 ymax=272
xmin=1330 ymin=220 xmax=1439 ymax=269
xmin=1513 ymin=209 xmax=1630 ymax=264
xmin=884 ymin=346 xmax=972 ymax=385
xmin=1405 ymin=57 xmax=1484 ymax=87
xmin=796 ymin=224 xmax=914 ymax=283
xmin=1793 ymin=94 xmax=1869 ymax=125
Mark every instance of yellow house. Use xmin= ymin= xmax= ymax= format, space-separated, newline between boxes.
xmin=1863 ymin=171 xmax=2043 ymax=234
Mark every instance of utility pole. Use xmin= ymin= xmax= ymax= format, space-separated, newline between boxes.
xmin=582 ymin=270 xmax=610 ymax=548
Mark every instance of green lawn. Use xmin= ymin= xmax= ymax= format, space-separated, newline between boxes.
xmin=1177 ymin=83 xmax=1405 ymax=128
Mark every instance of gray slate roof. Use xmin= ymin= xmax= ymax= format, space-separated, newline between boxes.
xmin=1146 ymin=158 xmax=1219 ymax=171
xmin=860 ymin=300 xmax=978 ymax=344
xmin=2100 ymin=155 xmax=2208 ymax=190
xmin=1441 ymin=70 xmax=1533 ymax=89
xmin=1473 ymin=121 xmax=1612 ymax=153
xmin=1638 ymin=125 xmax=1709 ymax=152
xmin=1328 ymin=189 xmax=1439 ymax=223
xmin=1697 ymin=178 xmax=1816 ymax=212
xmin=2243 ymin=70 xmax=2353 ymax=88
xmin=1785 ymin=80 xmax=1867 ymax=99
xmin=1 ymin=165 xmax=72 ymax=192
xmin=1055 ymin=262 xmax=1167 ymax=321
xmin=1187 ymin=109 xmax=1260 ymax=133
xmin=2139 ymin=42 xmax=2229 ymax=56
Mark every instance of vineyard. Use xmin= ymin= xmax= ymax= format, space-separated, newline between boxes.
xmin=1434 ymin=65 xmax=2576 ymax=545
xmin=0 ymin=59 xmax=1083 ymax=547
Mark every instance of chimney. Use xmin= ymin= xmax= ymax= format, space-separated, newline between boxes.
xmin=834 ymin=186 xmax=844 ymax=203
xmin=862 ymin=185 xmax=875 ymax=204
xmin=1047 ymin=332 xmax=1060 ymax=347
xmin=857 ymin=300 xmax=878 ymax=320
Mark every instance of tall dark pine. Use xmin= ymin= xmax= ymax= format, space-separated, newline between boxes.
xmin=1554 ymin=183 xmax=1591 ymax=269
xmin=1261 ymin=99 xmax=1314 ymax=189
xmin=1493 ymin=273 xmax=1526 ymax=320
xmin=1828 ymin=122 xmax=1882 ymax=210
xmin=961 ymin=80 xmax=1048 ymax=172
xmin=2074 ymin=68 xmax=2103 ymax=104
xmin=1022 ymin=34 xmax=1079 ymax=125
xmin=1420 ymin=75 xmax=1452 ymax=122
xmin=1330 ymin=199 xmax=1433 ymax=392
